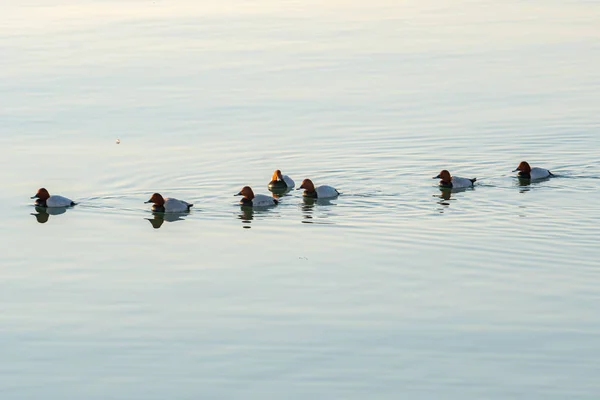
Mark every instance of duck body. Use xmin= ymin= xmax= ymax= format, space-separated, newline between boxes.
xmin=162 ymin=198 xmax=193 ymax=213
xmin=514 ymin=162 xmax=553 ymax=180
xmin=248 ymin=194 xmax=279 ymax=207
xmin=237 ymin=186 xmax=278 ymax=207
xmin=145 ymin=193 xmax=193 ymax=213
xmin=434 ymin=170 xmax=476 ymax=189
xmin=39 ymin=195 xmax=76 ymax=208
xmin=31 ymin=188 xmax=76 ymax=208
xmin=268 ymin=170 xmax=295 ymax=191
xmin=308 ymin=185 xmax=340 ymax=199
xmin=298 ymin=179 xmax=339 ymax=199
xmin=443 ymin=176 xmax=477 ymax=189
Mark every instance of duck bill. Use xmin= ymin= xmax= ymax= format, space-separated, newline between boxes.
xmin=144 ymin=200 xmax=153 ymax=203
xmin=297 ymin=186 xmax=304 ymax=190
xmin=234 ymin=192 xmax=242 ymax=196
xmin=512 ymin=168 xmax=520 ymax=172
xmin=31 ymin=195 xmax=39 ymax=199
xmin=433 ymin=175 xmax=440 ymax=179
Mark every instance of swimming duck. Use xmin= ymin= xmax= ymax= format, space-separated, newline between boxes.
xmin=297 ymin=179 xmax=339 ymax=199
xmin=433 ymin=170 xmax=476 ymax=189
xmin=144 ymin=193 xmax=193 ymax=213
xmin=31 ymin=188 xmax=76 ymax=207
xmin=236 ymin=186 xmax=278 ymax=207
xmin=268 ymin=169 xmax=295 ymax=191
xmin=513 ymin=161 xmax=553 ymax=180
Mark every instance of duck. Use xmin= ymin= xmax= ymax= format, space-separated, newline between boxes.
xmin=513 ymin=161 xmax=554 ymax=180
xmin=433 ymin=170 xmax=476 ymax=189
xmin=144 ymin=193 xmax=193 ymax=213
xmin=236 ymin=186 xmax=278 ymax=207
xmin=268 ymin=169 xmax=295 ymax=191
xmin=297 ymin=178 xmax=339 ymax=199
xmin=31 ymin=188 xmax=76 ymax=207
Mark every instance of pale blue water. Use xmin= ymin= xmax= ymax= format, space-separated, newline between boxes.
xmin=1 ymin=0 xmax=600 ymax=398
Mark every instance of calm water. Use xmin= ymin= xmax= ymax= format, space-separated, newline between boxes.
xmin=2 ymin=0 xmax=600 ymax=398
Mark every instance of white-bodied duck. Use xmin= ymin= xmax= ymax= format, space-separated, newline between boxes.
xmin=268 ymin=169 xmax=295 ymax=191
xmin=145 ymin=193 xmax=193 ymax=213
xmin=236 ymin=186 xmax=278 ymax=207
xmin=297 ymin=178 xmax=339 ymax=199
xmin=434 ymin=170 xmax=476 ymax=189
xmin=31 ymin=188 xmax=76 ymax=208
xmin=513 ymin=161 xmax=554 ymax=180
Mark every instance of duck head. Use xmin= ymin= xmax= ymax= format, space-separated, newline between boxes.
xmin=433 ymin=170 xmax=452 ymax=184
xmin=298 ymin=179 xmax=315 ymax=192
xmin=31 ymin=188 xmax=50 ymax=201
xmin=144 ymin=193 xmax=165 ymax=206
xmin=235 ymin=186 xmax=255 ymax=200
xmin=271 ymin=169 xmax=284 ymax=181
xmin=513 ymin=161 xmax=531 ymax=174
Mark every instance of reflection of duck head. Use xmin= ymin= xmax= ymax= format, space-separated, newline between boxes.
xmin=434 ymin=188 xmax=453 ymax=213
xmin=438 ymin=188 xmax=452 ymax=201
xmin=516 ymin=177 xmax=532 ymax=193
xmin=302 ymin=196 xmax=317 ymax=207
xmin=31 ymin=207 xmax=50 ymax=223
xmin=300 ymin=197 xmax=316 ymax=222
xmin=517 ymin=177 xmax=532 ymax=187
xmin=238 ymin=206 xmax=254 ymax=228
xmin=301 ymin=195 xmax=316 ymax=211
xmin=146 ymin=214 xmax=165 ymax=229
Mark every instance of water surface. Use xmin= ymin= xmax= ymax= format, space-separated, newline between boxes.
xmin=1 ymin=0 xmax=600 ymax=398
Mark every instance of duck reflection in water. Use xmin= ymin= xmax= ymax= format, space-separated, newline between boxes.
xmin=434 ymin=188 xmax=453 ymax=213
xmin=434 ymin=187 xmax=475 ymax=213
xmin=301 ymin=197 xmax=316 ymax=223
xmin=146 ymin=211 xmax=188 ymax=229
xmin=239 ymin=206 xmax=254 ymax=222
xmin=300 ymin=196 xmax=336 ymax=223
xmin=237 ymin=205 xmax=282 ymax=229
xmin=238 ymin=206 xmax=254 ymax=228
xmin=438 ymin=188 xmax=452 ymax=201
xmin=270 ymin=189 xmax=291 ymax=200
xmin=31 ymin=206 xmax=68 ymax=224
xmin=516 ymin=177 xmax=532 ymax=193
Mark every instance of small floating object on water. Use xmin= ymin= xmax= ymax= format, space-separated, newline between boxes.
xmin=235 ymin=186 xmax=278 ymax=207
xmin=297 ymin=179 xmax=339 ymax=199
xmin=513 ymin=161 xmax=554 ymax=180
xmin=116 ymin=139 xmax=121 ymax=144
xmin=433 ymin=170 xmax=476 ymax=189
xmin=144 ymin=193 xmax=193 ymax=213
xmin=31 ymin=188 xmax=77 ymax=207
